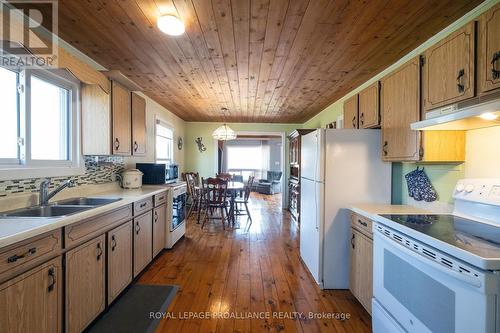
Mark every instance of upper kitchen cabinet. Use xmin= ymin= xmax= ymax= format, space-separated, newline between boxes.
xmin=422 ymin=22 xmax=475 ymax=112
xmin=82 ymin=84 xmax=112 ymax=155
xmin=343 ymin=94 xmax=359 ymax=129
xmin=478 ymin=3 xmax=500 ymax=94
xmin=381 ymin=58 xmax=421 ymax=161
xmin=112 ymin=81 xmax=132 ymax=156
xmin=381 ymin=58 xmax=465 ymax=162
xmin=358 ymin=82 xmax=380 ymax=128
xmin=131 ymin=93 xmax=147 ymax=156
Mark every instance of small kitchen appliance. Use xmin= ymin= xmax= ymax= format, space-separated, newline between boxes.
xmin=119 ymin=169 xmax=143 ymax=189
xmin=372 ymin=178 xmax=500 ymax=333
xmin=136 ymin=163 xmax=179 ymax=184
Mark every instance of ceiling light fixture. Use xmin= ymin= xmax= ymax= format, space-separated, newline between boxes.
xmin=157 ymin=15 xmax=185 ymax=36
xmin=479 ymin=112 xmax=499 ymax=121
xmin=212 ymin=108 xmax=236 ymax=141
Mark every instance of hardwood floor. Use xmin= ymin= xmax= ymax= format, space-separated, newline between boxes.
xmin=138 ymin=193 xmax=371 ymax=333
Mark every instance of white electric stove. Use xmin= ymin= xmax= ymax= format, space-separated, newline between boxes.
xmin=372 ymin=179 xmax=500 ymax=333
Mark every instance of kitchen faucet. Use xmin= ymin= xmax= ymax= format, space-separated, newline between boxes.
xmin=39 ymin=178 xmax=76 ymax=206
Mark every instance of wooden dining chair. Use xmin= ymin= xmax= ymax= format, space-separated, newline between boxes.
xmin=216 ymin=173 xmax=233 ymax=181
xmin=185 ymin=173 xmax=201 ymax=219
xmin=234 ymin=176 xmax=254 ymax=223
xmin=200 ymin=177 xmax=229 ymax=229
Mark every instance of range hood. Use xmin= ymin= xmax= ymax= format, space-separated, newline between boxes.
xmin=411 ymin=93 xmax=500 ymax=131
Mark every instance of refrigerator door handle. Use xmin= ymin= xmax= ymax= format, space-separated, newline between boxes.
xmin=315 ymin=131 xmax=319 ymax=230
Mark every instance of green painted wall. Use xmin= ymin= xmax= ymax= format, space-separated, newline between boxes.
xmin=184 ymin=122 xmax=301 ymax=178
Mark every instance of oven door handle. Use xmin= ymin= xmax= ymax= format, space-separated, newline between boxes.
xmin=378 ymin=233 xmax=482 ymax=288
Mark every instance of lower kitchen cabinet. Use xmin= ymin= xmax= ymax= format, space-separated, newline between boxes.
xmin=107 ymin=221 xmax=133 ymax=304
xmin=0 ymin=256 xmax=62 ymax=333
xmin=66 ymin=235 xmax=106 ymax=333
xmin=133 ymin=211 xmax=153 ymax=277
xmin=153 ymin=204 xmax=166 ymax=258
xmin=349 ymin=213 xmax=373 ymax=314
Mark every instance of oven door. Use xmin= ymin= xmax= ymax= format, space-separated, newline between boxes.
xmin=373 ymin=229 xmax=497 ymax=333
xmin=171 ymin=192 xmax=186 ymax=231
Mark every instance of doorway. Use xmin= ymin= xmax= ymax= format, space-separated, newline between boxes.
xmin=215 ymin=131 xmax=286 ymax=209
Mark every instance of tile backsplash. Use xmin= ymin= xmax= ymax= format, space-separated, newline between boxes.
xmin=0 ymin=156 xmax=125 ymax=197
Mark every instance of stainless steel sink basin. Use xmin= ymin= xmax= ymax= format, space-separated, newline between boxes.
xmin=55 ymin=197 xmax=122 ymax=206
xmin=1 ymin=205 xmax=93 ymax=218
xmin=0 ymin=197 xmax=122 ymax=219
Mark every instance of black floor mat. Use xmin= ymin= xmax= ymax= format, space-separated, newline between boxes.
xmin=86 ymin=284 xmax=178 ymax=333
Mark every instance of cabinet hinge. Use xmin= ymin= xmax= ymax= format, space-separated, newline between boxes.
xmin=419 ymin=147 xmax=424 ymax=158
xmin=17 ymin=84 xmax=24 ymax=94
xmin=17 ymin=137 xmax=24 ymax=146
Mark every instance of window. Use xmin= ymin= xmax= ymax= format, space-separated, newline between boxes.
xmin=227 ymin=146 xmax=263 ymax=170
xmin=0 ymin=66 xmax=81 ymax=179
xmin=156 ymin=120 xmax=174 ymax=164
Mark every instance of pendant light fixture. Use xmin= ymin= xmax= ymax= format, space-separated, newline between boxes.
xmin=212 ymin=108 xmax=237 ymax=141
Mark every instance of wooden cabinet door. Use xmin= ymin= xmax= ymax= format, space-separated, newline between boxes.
xmin=0 ymin=257 xmax=62 ymax=333
xmin=82 ymin=84 xmax=111 ymax=155
xmin=478 ymin=3 xmax=500 ymax=94
xmin=357 ymin=233 xmax=373 ymax=314
xmin=358 ymin=82 xmax=380 ymax=128
xmin=343 ymin=94 xmax=358 ymax=129
xmin=349 ymin=228 xmax=360 ymax=299
xmin=422 ymin=22 xmax=475 ymax=111
xmin=108 ymin=221 xmax=133 ymax=304
xmin=133 ymin=211 xmax=153 ymax=277
xmin=131 ymin=92 xmax=147 ymax=156
xmin=153 ymin=204 xmax=166 ymax=258
xmin=66 ymin=235 xmax=105 ymax=333
xmin=381 ymin=58 xmax=421 ymax=161
xmin=112 ymin=81 xmax=131 ymax=155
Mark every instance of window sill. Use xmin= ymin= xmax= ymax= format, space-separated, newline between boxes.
xmin=0 ymin=164 xmax=86 ymax=181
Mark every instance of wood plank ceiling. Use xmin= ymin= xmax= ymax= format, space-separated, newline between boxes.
xmin=54 ymin=0 xmax=482 ymax=123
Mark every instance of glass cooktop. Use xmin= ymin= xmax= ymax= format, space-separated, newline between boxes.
xmin=380 ymin=214 xmax=500 ymax=259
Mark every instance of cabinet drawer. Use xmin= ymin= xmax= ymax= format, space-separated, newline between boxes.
xmin=0 ymin=230 xmax=62 ymax=282
xmin=154 ymin=192 xmax=167 ymax=207
xmin=65 ymin=205 xmax=133 ymax=248
xmin=350 ymin=213 xmax=373 ymax=238
xmin=134 ymin=197 xmax=153 ymax=216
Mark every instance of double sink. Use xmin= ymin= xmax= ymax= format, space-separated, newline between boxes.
xmin=0 ymin=197 xmax=122 ymax=219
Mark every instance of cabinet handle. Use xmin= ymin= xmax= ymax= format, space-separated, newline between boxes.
xmin=352 ymin=116 xmax=356 ymax=128
xmin=139 ymin=202 xmax=147 ymax=208
xmin=47 ymin=268 xmax=56 ymax=292
xmin=360 ymin=113 xmax=364 ymax=126
xmin=351 ymin=233 xmax=355 ymax=249
xmin=134 ymin=141 xmax=139 ymax=152
xmin=358 ymin=219 xmax=368 ymax=227
xmin=456 ymin=69 xmax=465 ymax=93
xmin=111 ymin=235 xmax=117 ymax=252
xmin=96 ymin=242 xmax=103 ymax=261
xmin=492 ymin=51 xmax=500 ymax=80
xmin=135 ymin=222 xmax=141 ymax=235
xmin=114 ymin=138 xmax=120 ymax=150
xmin=7 ymin=247 xmax=37 ymax=263
xmin=383 ymin=141 xmax=388 ymax=156
xmin=154 ymin=211 xmax=158 ymax=223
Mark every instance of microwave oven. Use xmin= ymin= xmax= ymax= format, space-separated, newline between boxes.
xmin=136 ymin=163 xmax=179 ymax=184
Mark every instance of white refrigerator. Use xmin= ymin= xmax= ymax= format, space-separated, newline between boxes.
xmin=300 ymin=129 xmax=391 ymax=289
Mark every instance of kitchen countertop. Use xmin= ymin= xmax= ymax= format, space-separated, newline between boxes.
xmin=0 ymin=184 xmax=175 ymax=249
xmin=350 ymin=203 xmax=432 ymax=220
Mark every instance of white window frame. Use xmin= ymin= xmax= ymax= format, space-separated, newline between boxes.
xmin=155 ymin=118 xmax=174 ymax=165
xmin=0 ymin=67 xmax=84 ymax=181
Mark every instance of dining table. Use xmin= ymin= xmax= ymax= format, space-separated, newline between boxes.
xmin=196 ymin=180 xmax=245 ymax=226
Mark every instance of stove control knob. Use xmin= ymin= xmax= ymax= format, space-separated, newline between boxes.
xmin=465 ymin=184 xmax=475 ymax=193
xmin=456 ymin=184 xmax=465 ymax=192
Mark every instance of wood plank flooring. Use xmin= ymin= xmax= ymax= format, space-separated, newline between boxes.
xmin=138 ymin=193 xmax=371 ymax=333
